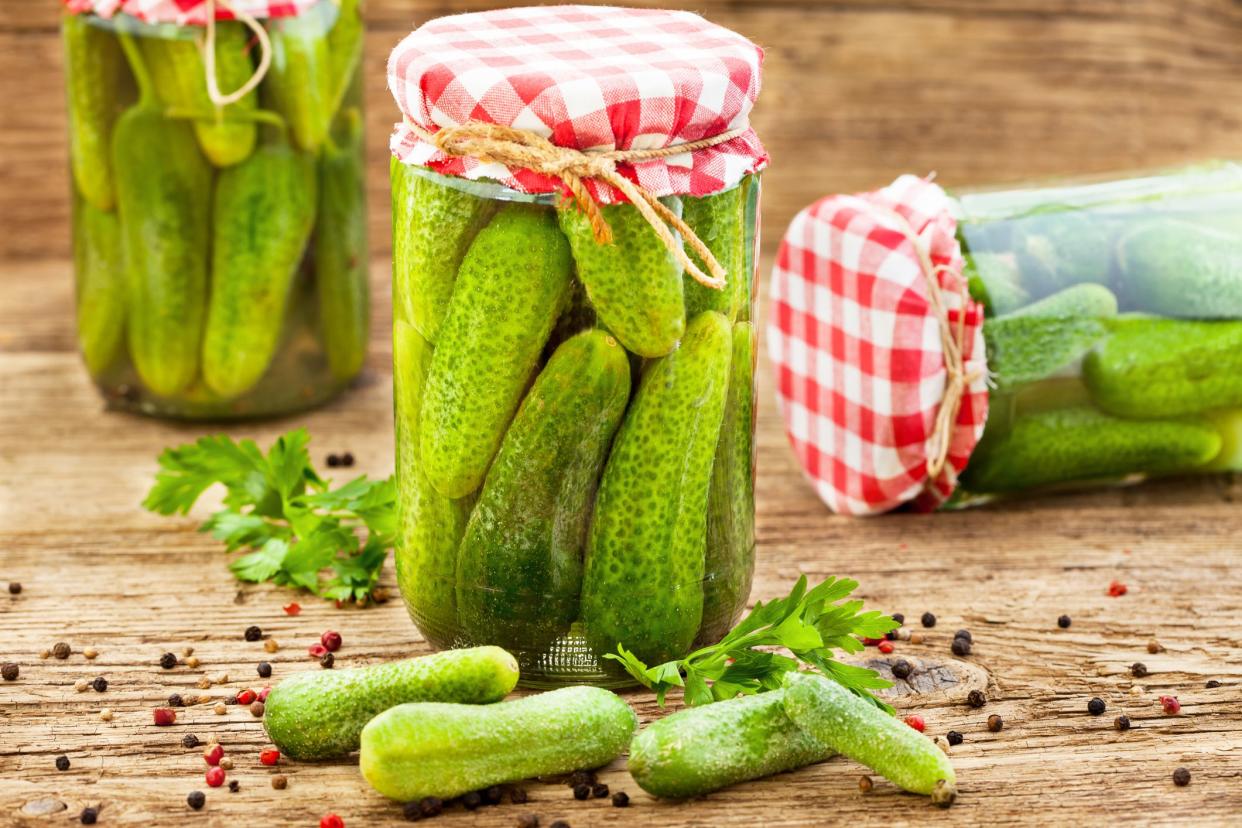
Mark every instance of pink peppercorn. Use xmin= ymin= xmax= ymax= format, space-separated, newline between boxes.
xmin=878 ymin=640 xmax=895 ymax=655
xmin=904 ymin=715 xmax=926 ymax=732
xmin=235 ymin=689 xmax=257 ymax=706
xmin=153 ymin=707 xmax=176 ymax=726
xmin=203 ymin=744 xmax=224 ymax=766
xmin=257 ymin=686 xmax=271 ymax=702
xmin=1108 ymin=580 xmax=1128 ymax=597
xmin=321 ymin=631 xmax=342 ymax=652
xmin=308 ymin=643 xmax=328 ymax=659
xmin=205 ymin=766 xmax=226 ymax=788
xmin=1160 ymin=695 xmax=1181 ymax=715
xmin=860 ymin=637 xmax=883 ymax=647
xmin=283 ymin=602 xmax=301 ymax=616
xmin=259 ymin=748 xmax=280 ymax=766
xmin=320 ymin=815 xmax=344 ymax=828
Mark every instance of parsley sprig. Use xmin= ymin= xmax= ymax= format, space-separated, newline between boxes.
xmin=607 ymin=575 xmax=899 ymax=711
xmin=143 ymin=429 xmax=396 ymax=603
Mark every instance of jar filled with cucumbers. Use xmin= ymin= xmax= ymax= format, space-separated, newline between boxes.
xmin=953 ymin=161 xmax=1242 ymax=502
xmin=63 ymin=1 xmax=368 ymax=419
xmin=391 ymin=167 xmax=762 ymax=686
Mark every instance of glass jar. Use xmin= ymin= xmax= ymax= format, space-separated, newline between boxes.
xmin=63 ymin=1 xmax=368 ymax=419
xmin=392 ymin=164 xmax=761 ymax=686
xmin=951 ymin=161 xmax=1242 ymax=503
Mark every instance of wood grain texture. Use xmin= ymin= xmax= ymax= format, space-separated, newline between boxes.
xmin=3 ymin=260 xmax=1242 ymax=826
xmin=2 ymin=0 xmax=1240 ymax=259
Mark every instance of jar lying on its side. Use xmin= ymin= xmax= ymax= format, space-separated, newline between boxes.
xmin=391 ymin=167 xmax=762 ymax=686
xmin=953 ymin=162 xmax=1242 ymax=502
xmin=64 ymin=1 xmax=368 ymax=419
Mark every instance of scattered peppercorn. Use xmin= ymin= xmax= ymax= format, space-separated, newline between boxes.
xmin=1147 ymin=640 xmax=1162 ymax=654
xmin=186 ymin=656 xmax=201 ymax=669
xmin=342 ymin=452 xmax=355 ymax=467
xmin=92 ymin=677 xmax=108 ymax=693
xmin=1206 ymin=680 xmax=1222 ymax=689
xmin=236 ymin=688 xmax=256 ymax=705
xmin=1057 ymin=615 xmax=1071 ymax=629
xmin=154 ymin=708 xmax=176 ymax=726
xmin=1 ymin=663 xmax=18 ymax=681
xmin=224 ymin=695 xmax=238 ymax=706
xmin=159 ymin=652 xmax=177 ymax=670
xmin=904 ymin=715 xmax=926 ymax=732
xmin=75 ymin=679 xmax=90 ymax=693
xmin=257 ymin=662 xmax=272 ymax=679
xmin=612 ymin=791 xmax=630 ymax=807
xmin=932 ymin=779 xmax=956 ymax=809
xmin=885 ymin=630 xmax=898 ymax=641
xmin=272 ymin=775 xmax=288 ymax=790
xmin=987 ymin=714 xmax=1003 ymax=732
xmin=182 ymin=734 xmax=200 ymax=749
xmin=572 ymin=782 xmax=592 ymax=800
xmin=264 ymin=639 xmax=280 ymax=654
xmin=187 ymin=790 xmax=205 ymax=810
xmin=40 ymin=650 xmax=50 ymax=659
xmin=592 ymin=782 xmax=610 ymax=798
xmin=1130 ymin=662 xmax=1148 ymax=678
xmin=568 ymin=770 xmax=595 ymax=787
xmin=921 ymin=612 xmax=936 ymax=628
xmin=1107 ymin=580 xmax=1127 ymax=597
xmin=462 ymin=790 xmax=482 ymax=810
xmin=483 ymin=785 xmax=504 ymax=805
xmin=516 ymin=816 xmax=540 ymax=828
xmin=259 ymin=748 xmax=280 ymax=766
xmin=308 ymin=643 xmax=328 ymax=660
xmin=891 ymin=659 xmax=912 ymax=680
xmin=1173 ymin=767 xmax=1191 ymax=786
xmin=321 ymin=631 xmax=343 ymax=652
xmin=877 ymin=640 xmax=894 ymax=654
xmin=326 ymin=453 xmax=341 ymax=467
xmin=80 ymin=807 xmax=98 ymax=824
xmin=83 ymin=648 xmax=98 ymax=660
xmin=214 ymin=703 xmax=227 ymax=715
xmin=401 ymin=801 xmax=422 ymax=822
xmin=168 ymin=693 xmax=185 ymax=708
xmin=219 ymin=757 xmax=234 ymax=771
xmin=891 ymin=613 xmax=905 ymax=625
xmin=225 ymin=780 xmax=238 ymax=793
xmin=320 ymin=652 xmax=335 ymax=669
xmin=954 ymin=629 xmax=972 ymax=643
xmin=250 ymin=701 xmax=265 ymax=718
xmin=1160 ymin=695 xmax=1181 ymax=715
xmin=244 ymin=625 xmax=262 ymax=642
xmin=946 ymin=730 xmax=963 ymax=746
xmin=1088 ymin=697 xmax=1106 ymax=716
xmin=53 ymin=642 xmax=71 ymax=659
xmin=910 ymin=632 xmax=925 ymax=645
xmin=951 ymin=638 xmax=971 ymax=657
xmin=206 ymin=766 xmax=226 ymax=788
xmin=8 ymin=582 xmax=20 ymax=595
xmin=967 ymin=690 xmax=986 ymax=708
xmin=257 ymin=686 xmax=271 ymax=702
xmin=204 ymin=744 xmax=224 ymax=766
xmin=418 ymin=797 xmax=443 ymax=817
xmin=56 ymin=755 xmax=71 ymax=771
xmin=510 ymin=787 xmax=528 ymax=804
xmin=100 ymin=709 xmax=113 ymax=722
xmin=320 ymin=815 xmax=344 ymax=828
xmin=549 ymin=822 xmax=570 ymax=828
xmin=858 ymin=775 xmax=874 ymax=793
xmin=1115 ymin=715 xmax=1131 ymax=731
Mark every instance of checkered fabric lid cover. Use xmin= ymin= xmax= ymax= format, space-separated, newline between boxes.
xmin=768 ymin=175 xmax=991 ymax=515
xmin=64 ymin=0 xmax=314 ymax=25
xmin=386 ymin=5 xmax=768 ymax=203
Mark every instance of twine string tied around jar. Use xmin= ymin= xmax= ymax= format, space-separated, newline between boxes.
xmin=202 ymin=0 xmax=274 ymax=107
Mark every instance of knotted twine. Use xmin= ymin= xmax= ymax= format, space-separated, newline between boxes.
xmin=405 ymin=120 xmax=752 ymax=290
xmin=202 ymin=0 xmax=273 ymax=106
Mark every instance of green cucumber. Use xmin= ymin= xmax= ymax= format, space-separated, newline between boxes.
xmin=960 ymin=406 xmax=1221 ymax=494
xmin=325 ymin=0 xmax=364 ymax=122
xmin=682 ymin=185 xmax=746 ymax=321
xmin=783 ymin=672 xmax=956 ymax=801
xmin=965 ymin=252 xmax=1028 ymax=317
xmin=265 ymin=8 xmax=333 ymax=152
xmin=457 ymin=330 xmax=631 ymax=653
xmin=72 ymin=195 xmax=126 ymax=378
xmin=1013 ymin=208 xmax=1116 ymax=299
xmin=984 ymin=283 xmax=1117 ymax=393
xmin=1117 ymin=220 xmax=1242 ymax=318
xmin=315 ymin=109 xmax=370 ymax=383
xmin=201 ymin=140 xmax=318 ymax=399
xmin=393 ymin=321 xmax=472 ymax=643
xmin=1083 ymin=317 xmax=1242 ymax=418
xmin=582 ymin=311 xmax=733 ymax=667
xmin=697 ymin=321 xmax=755 ymax=644
xmin=1205 ymin=409 xmax=1242 ymax=471
xmin=63 ymin=13 xmax=123 ymax=211
xmin=390 ymin=160 xmax=498 ymax=338
xmin=558 ymin=201 xmax=686 ymax=358
xmin=629 ymin=689 xmax=832 ymax=799
xmin=420 ymin=205 xmax=574 ymax=498
xmin=263 ymin=646 xmax=518 ymax=761
xmin=360 ymin=686 xmax=636 ymax=801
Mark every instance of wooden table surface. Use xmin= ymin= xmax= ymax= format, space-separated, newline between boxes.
xmin=4 ymin=1 xmax=1242 ymax=826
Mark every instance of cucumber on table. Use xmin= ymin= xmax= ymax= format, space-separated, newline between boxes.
xmin=456 ymin=330 xmax=631 ymax=654
xmin=629 ymin=689 xmax=833 ymax=799
xmin=1117 ymin=220 xmax=1242 ymax=318
xmin=558 ymin=201 xmax=686 ymax=358
xmin=360 ymin=685 xmax=636 ymax=801
xmin=263 ymin=646 xmax=518 ymax=761
xmin=581 ymin=311 xmax=733 ymax=668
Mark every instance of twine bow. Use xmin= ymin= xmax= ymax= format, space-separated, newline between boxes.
xmin=203 ymin=0 xmax=273 ymax=107
xmin=406 ymin=120 xmax=752 ymax=289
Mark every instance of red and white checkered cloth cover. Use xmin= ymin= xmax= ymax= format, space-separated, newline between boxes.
xmin=768 ymin=175 xmax=991 ymax=515
xmin=387 ymin=5 xmax=767 ymax=203
xmin=64 ymin=0 xmax=314 ymax=25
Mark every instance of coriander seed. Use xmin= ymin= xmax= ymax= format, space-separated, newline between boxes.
xmin=99 ymin=709 xmax=113 ymax=722
xmin=83 ymin=648 xmax=98 ymax=660
xmin=187 ymin=656 xmax=201 ymax=669
xmin=264 ymin=639 xmax=279 ymax=653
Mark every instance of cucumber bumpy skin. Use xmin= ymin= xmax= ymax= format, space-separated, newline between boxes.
xmin=581 ymin=311 xmax=733 ymax=668
xmin=63 ymin=13 xmax=123 ymax=211
xmin=263 ymin=646 xmax=518 ymax=761
xmin=456 ymin=330 xmax=631 ymax=654
xmin=682 ymin=185 xmax=746 ymax=321
xmin=360 ymin=686 xmax=636 ymax=801
xmin=1013 ymin=208 xmax=1116 ymax=300
xmin=393 ymin=321 xmax=472 ymax=644
xmin=1117 ymin=220 xmax=1242 ymax=318
xmin=783 ymin=671 xmax=956 ymax=798
xmin=1083 ymin=317 xmax=1242 ymax=419
xmin=265 ymin=7 xmax=334 ymax=152
xmin=629 ymin=689 xmax=833 ymax=799
xmin=965 ymin=252 xmax=1029 ymax=317
xmin=420 ymin=205 xmax=574 ymax=499
xmin=390 ymin=159 xmax=498 ymax=338
xmin=201 ymin=141 xmax=318 ymax=399
xmin=558 ymin=201 xmax=686 ymax=358
xmin=959 ymin=405 xmax=1221 ymax=494
xmin=72 ymin=196 xmax=126 ymax=379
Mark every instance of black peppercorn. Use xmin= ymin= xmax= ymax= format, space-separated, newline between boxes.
xmin=418 ymin=797 xmax=443 ymax=817
xmin=327 ymin=454 xmax=341 ymax=467
xmin=187 ymin=790 xmax=205 ymax=810
xmin=1115 ymin=715 xmax=1131 ymax=731
xmin=483 ymin=786 xmax=504 ymax=805
xmin=56 ymin=755 xmax=71 ymax=771
xmin=53 ymin=642 xmax=71 ymax=659
xmin=461 ymin=790 xmax=482 ymax=810
xmin=510 ymin=787 xmax=529 ymax=804
xmin=168 ymin=693 xmax=185 ymax=708
xmin=1173 ymin=767 xmax=1191 ymax=786
xmin=987 ymin=714 xmax=1003 ymax=732
xmin=891 ymin=613 xmax=905 ymax=625
xmin=159 ymin=652 xmax=177 ymax=670
xmin=224 ymin=695 xmax=238 ymax=706
xmin=244 ymin=625 xmax=262 ymax=642
xmin=8 ymin=582 xmax=20 ymax=595
xmin=1 ymin=663 xmax=18 ymax=681
xmin=182 ymin=734 xmax=200 ymax=749
xmin=1130 ymin=662 xmax=1148 ymax=678
xmin=885 ymin=630 xmax=898 ymax=641
xmin=568 ymin=770 xmax=595 ymax=787
xmin=572 ymin=783 xmax=591 ymax=800
xmin=946 ymin=730 xmax=963 ymax=746
xmin=228 ymin=780 xmax=240 ymax=793
xmin=967 ymin=689 xmax=986 ymax=708
xmin=592 ymin=783 xmax=610 ymax=798
xmin=549 ymin=821 xmax=570 ymax=828
xmin=891 ymin=659 xmax=912 ymax=680
xmin=921 ymin=612 xmax=936 ymax=628
xmin=516 ymin=815 xmax=540 ymax=828
xmin=1206 ymin=680 xmax=1222 ymax=689
xmin=257 ymin=662 xmax=272 ymax=679
xmin=1057 ymin=615 xmax=1071 ymax=629
xmin=401 ymin=800 xmax=422 ymax=821
xmin=954 ymin=629 xmax=972 ymax=644
xmin=1088 ymin=697 xmax=1106 ymax=716
xmin=92 ymin=676 xmax=108 ymax=693
xmin=951 ymin=637 xmax=971 ymax=657
xmin=80 ymin=807 xmax=98 ymax=825
xmin=341 ymin=452 xmax=355 ymax=467
xmin=320 ymin=652 xmax=335 ymax=669
xmin=611 ymin=791 xmax=630 ymax=807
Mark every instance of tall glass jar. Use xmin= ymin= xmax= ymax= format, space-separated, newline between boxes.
xmin=952 ymin=162 xmax=1242 ymax=503
xmin=63 ymin=1 xmax=368 ymax=419
xmin=392 ymin=165 xmax=761 ymax=686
